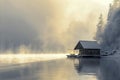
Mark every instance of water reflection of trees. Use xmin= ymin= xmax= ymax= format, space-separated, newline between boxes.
xmin=100 ymin=57 xmax=120 ymax=80
xmin=73 ymin=57 xmax=120 ymax=80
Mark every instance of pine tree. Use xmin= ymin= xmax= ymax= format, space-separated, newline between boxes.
xmin=108 ymin=0 xmax=120 ymax=21
xmin=94 ymin=14 xmax=103 ymax=43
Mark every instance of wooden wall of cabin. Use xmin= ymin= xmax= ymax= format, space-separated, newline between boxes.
xmin=79 ymin=49 xmax=100 ymax=56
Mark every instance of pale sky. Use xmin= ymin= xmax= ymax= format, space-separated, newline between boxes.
xmin=0 ymin=0 xmax=113 ymax=52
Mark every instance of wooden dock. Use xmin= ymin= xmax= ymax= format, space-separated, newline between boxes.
xmin=67 ymin=54 xmax=101 ymax=58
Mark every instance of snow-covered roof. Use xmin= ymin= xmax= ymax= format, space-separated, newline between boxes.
xmin=74 ymin=41 xmax=101 ymax=50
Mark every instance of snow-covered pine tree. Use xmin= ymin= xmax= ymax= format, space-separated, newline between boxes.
xmin=94 ymin=14 xmax=103 ymax=43
xmin=108 ymin=0 xmax=120 ymax=21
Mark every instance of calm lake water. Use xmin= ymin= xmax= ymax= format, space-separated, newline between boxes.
xmin=0 ymin=56 xmax=119 ymax=80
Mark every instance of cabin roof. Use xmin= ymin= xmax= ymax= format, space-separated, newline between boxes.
xmin=74 ymin=41 xmax=101 ymax=50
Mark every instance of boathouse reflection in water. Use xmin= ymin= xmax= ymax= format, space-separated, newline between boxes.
xmin=74 ymin=58 xmax=100 ymax=75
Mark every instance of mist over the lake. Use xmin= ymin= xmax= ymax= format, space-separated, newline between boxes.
xmin=0 ymin=0 xmax=109 ymax=52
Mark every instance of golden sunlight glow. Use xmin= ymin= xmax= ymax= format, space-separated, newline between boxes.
xmin=0 ymin=0 xmax=114 ymax=52
xmin=63 ymin=0 xmax=113 ymax=40
xmin=0 ymin=54 xmax=67 ymax=64
xmin=95 ymin=0 xmax=113 ymax=5
xmin=65 ymin=0 xmax=113 ymax=20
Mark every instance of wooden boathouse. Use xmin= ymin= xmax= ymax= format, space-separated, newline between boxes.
xmin=74 ymin=41 xmax=101 ymax=57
